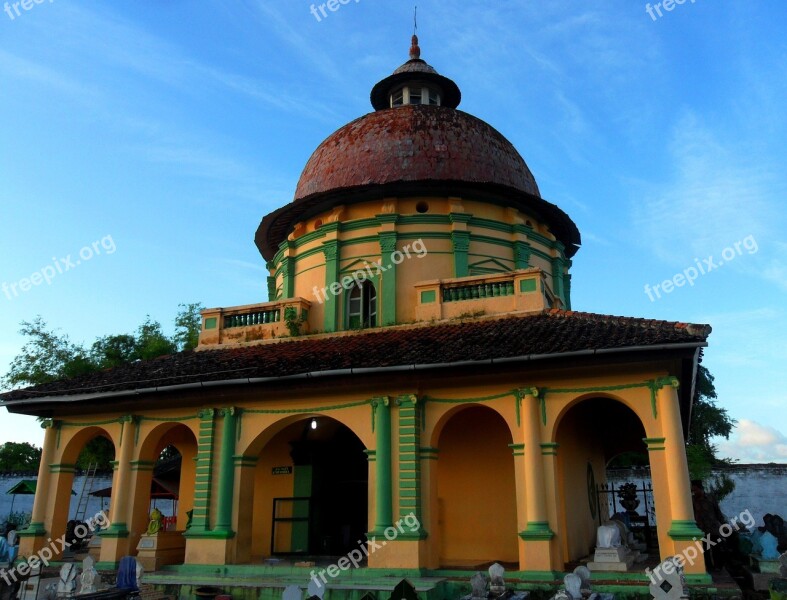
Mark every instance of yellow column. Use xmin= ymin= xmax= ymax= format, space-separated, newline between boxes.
xmin=518 ymin=389 xmax=556 ymax=572
xmin=659 ymin=379 xmax=707 ymax=577
xmin=18 ymin=421 xmax=57 ymax=555
xmin=99 ymin=416 xmax=136 ymax=566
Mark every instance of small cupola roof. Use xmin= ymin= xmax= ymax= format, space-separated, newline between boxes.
xmin=370 ymin=35 xmax=461 ymax=110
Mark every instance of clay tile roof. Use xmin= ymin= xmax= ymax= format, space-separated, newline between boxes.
xmin=0 ymin=311 xmax=711 ymax=405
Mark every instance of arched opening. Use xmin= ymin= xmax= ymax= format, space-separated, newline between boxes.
xmin=555 ymin=397 xmax=652 ymax=566
xmin=52 ymin=428 xmax=116 ymax=554
xmin=245 ymin=417 xmax=368 ymax=560
xmin=128 ymin=423 xmax=198 ymax=565
xmin=436 ymin=406 xmax=517 ymax=568
xmin=347 ymin=280 xmax=377 ymax=329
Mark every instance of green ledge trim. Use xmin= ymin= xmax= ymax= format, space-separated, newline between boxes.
xmin=519 ymin=521 xmax=555 ymax=540
xmin=17 ymin=522 xmax=47 ymax=537
xmin=130 ymin=460 xmax=155 ymax=471
xmin=182 ymin=529 xmax=235 ymax=540
xmin=94 ymin=561 xmax=120 ymax=571
xmin=668 ymin=519 xmax=705 ymax=540
xmin=541 ymin=442 xmax=559 ymax=456
xmin=100 ymin=523 xmax=129 ymax=539
xmin=644 ymin=436 xmax=667 ymax=451
xmin=232 ymin=455 xmax=258 ymax=468
xmin=509 ymin=443 xmax=525 ymax=456
xmin=49 ymin=463 xmax=77 ymax=473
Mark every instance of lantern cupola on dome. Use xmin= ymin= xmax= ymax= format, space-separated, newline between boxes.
xmin=370 ymin=34 xmax=461 ymax=110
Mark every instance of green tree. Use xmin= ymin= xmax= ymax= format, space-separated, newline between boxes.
xmin=76 ymin=436 xmax=115 ymax=471
xmin=0 ymin=442 xmax=42 ymax=472
xmin=2 ymin=318 xmax=94 ymax=388
xmin=2 ymin=303 xmax=204 ymax=390
xmin=686 ymin=365 xmax=736 ymax=500
xmin=174 ymin=302 xmax=204 ymax=351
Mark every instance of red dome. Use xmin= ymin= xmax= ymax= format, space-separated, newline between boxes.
xmin=294 ymin=105 xmax=541 ymax=201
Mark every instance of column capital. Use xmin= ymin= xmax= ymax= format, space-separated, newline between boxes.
xmin=371 ymin=396 xmax=390 ymax=408
xmin=395 ymin=393 xmax=418 ymax=406
xmin=219 ymin=407 xmax=238 ymax=417
xmin=198 ymin=408 xmax=216 ymax=420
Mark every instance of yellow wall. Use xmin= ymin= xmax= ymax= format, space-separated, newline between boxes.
xmin=436 ymin=406 xmax=518 ymax=566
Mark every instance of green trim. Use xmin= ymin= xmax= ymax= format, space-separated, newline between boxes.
xmin=129 ymin=460 xmax=155 ymax=471
xmin=379 ymin=232 xmax=398 ymax=326
xmin=49 ymin=463 xmax=77 ymax=473
xmin=520 ymin=521 xmax=555 ymax=540
xmin=322 ymin=240 xmax=340 ymax=332
xmin=451 ymin=231 xmax=470 ymax=277
xmin=668 ymin=519 xmax=705 ymax=540
xmin=509 ymin=443 xmax=525 ymax=457
xmin=519 ymin=278 xmax=537 ymax=293
xmin=644 ymin=437 xmax=667 ymax=451
xmin=395 ymin=394 xmax=425 ymax=535
xmin=398 ymin=215 xmax=451 ymax=226
xmin=233 ymin=455 xmax=258 ymax=468
xmin=372 ymin=397 xmax=393 ymax=532
xmin=420 ymin=289 xmax=436 ymax=304
xmin=540 ymin=442 xmax=559 ymax=456
xmin=281 ymin=256 xmax=295 ymax=299
xmin=190 ymin=409 xmax=216 ymax=533
xmin=100 ymin=523 xmax=129 ymax=538
xmin=17 ymin=522 xmax=46 ymax=537
xmin=214 ymin=407 xmax=238 ymax=535
xmin=94 ymin=561 xmax=119 ymax=571
xmin=182 ymin=529 xmax=235 ymax=539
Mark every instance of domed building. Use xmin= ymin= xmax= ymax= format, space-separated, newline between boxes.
xmin=3 ymin=36 xmax=712 ymax=594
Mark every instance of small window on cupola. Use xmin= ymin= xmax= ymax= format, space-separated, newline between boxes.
xmin=428 ymin=90 xmax=440 ymax=105
xmin=409 ymin=87 xmax=422 ymax=105
xmin=391 ymin=88 xmax=404 ymax=107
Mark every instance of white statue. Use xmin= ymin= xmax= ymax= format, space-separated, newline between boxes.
xmin=78 ymin=556 xmax=98 ymax=595
xmin=596 ymin=524 xmax=621 ymax=548
xmin=573 ymin=566 xmax=591 ymax=591
xmin=57 ymin=563 xmax=78 ymax=599
xmin=489 ymin=562 xmax=506 ymax=594
xmin=563 ymin=574 xmax=582 ymax=600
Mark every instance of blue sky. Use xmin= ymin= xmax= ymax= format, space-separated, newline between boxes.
xmin=0 ymin=1 xmax=785 ymax=463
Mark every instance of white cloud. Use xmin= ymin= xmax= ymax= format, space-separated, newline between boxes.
xmin=717 ymin=419 xmax=787 ymax=463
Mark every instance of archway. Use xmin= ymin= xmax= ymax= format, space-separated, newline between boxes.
xmin=53 ymin=427 xmax=116 ymax=552
xmin=128 ymin=423 xmax=198 ymax=559
xmin=554 ymin=396 xmax=651 ymax=565
xmin=244 ymin=416 xmax=368 ymax=560
xmin=435 ymin=405 xmax=517 ymax=567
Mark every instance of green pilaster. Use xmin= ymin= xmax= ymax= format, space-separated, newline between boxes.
xmin=551 ymin=257 xmax=566 ymax=305
xmin=322 ymin=237 xmax=340 ymax=332
xmin=265 ymin=261 xmax=277 ymax=301
xmin=186 ymin=408 xmax=216 ymax=535
xmin=563 ymin=271 xmax=572 ymax=310
xmin=450 ymin=213 xmax=472 ymax=278
xmin=395 ymin=394 xmax=426 ymax=539
xmin=213 ymin=407 xmax=237 ymax=537
xmin=281 ymin=244 xmax=296 ymax=299
xmin=378 ymin=228 xmax=398 ymax=326
xmin=371 ymin=397 xmax=392 ymax=533
xmin=512 ymin=225 xmax=533 ymax=269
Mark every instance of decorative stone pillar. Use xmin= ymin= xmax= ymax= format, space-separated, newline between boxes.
xmin=99 ymin=416 xmax=137 ymax=565
xmin=371 ymin=397 xmax=392 ymax=533
xmin=378 ymin=224 xmax=398 ymax=326
xmin=518 ymin=388 xmax=555 ymax=571
xmin=659 ymin=378 xmax=706 ymax=578
xmin=214 ymin=407 xmax=238 ymax=536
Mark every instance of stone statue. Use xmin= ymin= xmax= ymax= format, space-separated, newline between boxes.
xmin=78 ymin=556 xmax=98 ymax=595
xmin=470 ymin=572 xmax=487 ymax=599
xmin=779 ymin=550 xmax=787 ymax=577
xmin=489 ymin=563 xmax=505 ymax=596
xmin=56 ymin=563 xmax=78 ymax=599
xmin=596 ymin=524 xmax=621 ymax=548
xmin=572 ymin=566 xmax=591 ymax=591
xmin=146 ymin=507 xmax=164 ymax=535
xmin=563 ymin=574 xmax=582 ymax=600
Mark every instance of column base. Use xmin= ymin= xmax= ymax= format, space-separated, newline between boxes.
xmin=184 ymin=535 xmax=235 ymax=565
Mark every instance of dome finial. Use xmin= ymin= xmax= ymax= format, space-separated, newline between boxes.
xmin=409 ymin=6 xmax=420 ymax=59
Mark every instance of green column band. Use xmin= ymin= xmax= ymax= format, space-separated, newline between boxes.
xmin=372 ymin=397 xmax=393 ymax=532
xmin=213 ymin=407 xmax=237 ymax=536
xmin=185 ymin=409 xmax=216 ymax=535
